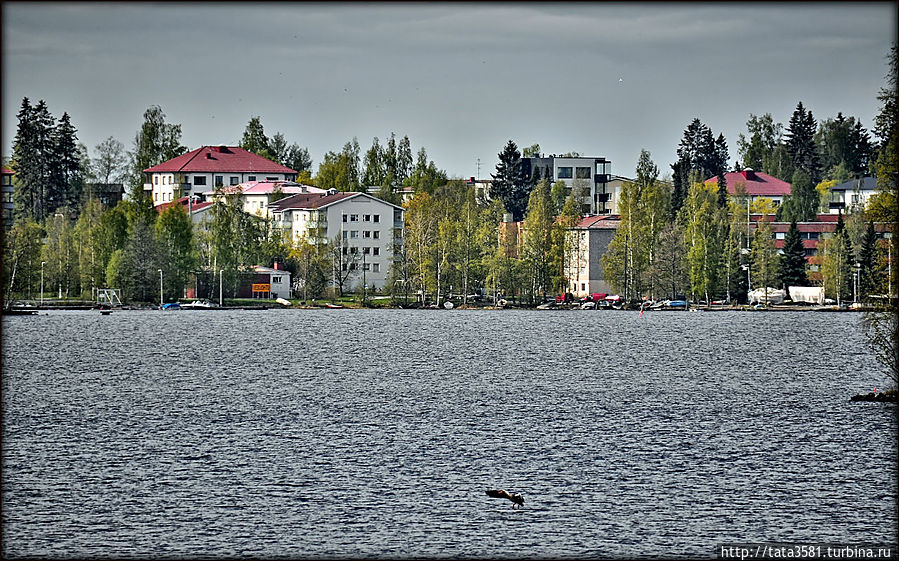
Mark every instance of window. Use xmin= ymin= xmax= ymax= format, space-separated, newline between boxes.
xmin=372 ymin=263 xmax=380 ymax=273
xmin=342 ymin=214 xmax=348 ymax=222
xmin=266 ymin=176 xmax=278 ymax=181
xmin=576 ymin=167 xmax=591 ymax=179
xmin=350 ymin=214 xmax=359 ymax=222
xmin=373 ymin=231 xmax=380 ymax=239
xmin=342 ymin=231 xmax=348 ymax=240
xmin=154 ymin=192 xmax=158 ymax=201
xmin=363 ymin=247 xmax=371 ymax=255
xmin=154 ymin=176 xmax=159 ymax=185
xmin=558 ymin=167 xmax=573 ymax=179
xmin=2 ymin=192 xmax=12 ymax=203
xmin=248 ymin=176 xmax=256 ymax=181
xmin=350 ymin=231 xmax=359 ymax=239
xmin=363 ymin=263 xmax=370 ymax=271
xmin=215 ymin=176 xmax=223 ymax=186
xmin=272 ymin=276 xmax=282 ymax=283
xmin=373 ymin=247 xmax=380 ymax=256
xmin=230 ymin=176 xmax=239 ymax=185
xmin=194 ymin=176 xmax=207 ymax=186
xmin=363 ymin=215 xmax=371 ymax=222
xmin=775 ymin=232 xmax=785 ymax=240
xmin=581 ymin=283 xmax=586 ymax=291
xmin=363 ymin=231 xmax=372 ymax=239
xmin=373 ymin=214 xmax=380 ymax=223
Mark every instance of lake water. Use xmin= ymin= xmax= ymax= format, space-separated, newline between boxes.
xmin=2 ymin=309 xmax=896 ymax=558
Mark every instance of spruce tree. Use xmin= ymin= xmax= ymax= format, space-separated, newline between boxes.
xmin=785 ymin=101 xmax=821 ymax=183
xmin=857 ymin=221 xmax=878 ymax=299
xmin=490 ymin=140 xmax=528 ymax=221
xmin=52 ymin=112 xmax=83 ymax=210
xmin=12 ymin=98 xmax=58 ymax=222
xmin=779 ymin=220 xmax=808 ymax=295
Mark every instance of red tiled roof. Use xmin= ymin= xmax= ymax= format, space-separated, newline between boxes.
xmin=269 ymin=192 xmax=358 ymax=211
xmin=144 ymin=146 xmax=296 ymax=174
xmin=706 ymin=170 xmax=791 ymax=197
xmin=156 ymin=196 xmax=212 ymax=214
xmin=1 ymin=166 xmax=13 ymax=175
xmin=574 ymin=215 xmax=621 ymax=229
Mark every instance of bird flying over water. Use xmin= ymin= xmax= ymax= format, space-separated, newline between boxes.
xmin=486 ymin=489 xmax=524 ymax=508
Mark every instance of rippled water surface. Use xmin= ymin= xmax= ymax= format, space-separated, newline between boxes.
xmin=2 ymin=309 xmax=896 ymax=558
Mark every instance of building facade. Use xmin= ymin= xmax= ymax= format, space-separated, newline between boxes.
xmin=563 ymin=215 xmax=621 ymax=297
xmin=2 ymin=166 xmax=14 ymax=229
xmin=143 ymin=145 xmax=297 ymax=205
xmin=521 ymin=155 xmax=613 ymax=215
xmin=269 ymin=192 xmax=405 ymax=291
xmin=827 ymin=176 xmax=879 ymax=214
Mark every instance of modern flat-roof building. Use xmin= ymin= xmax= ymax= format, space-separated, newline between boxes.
xmin=521 ymin=155 xmax=613 ymax=215
xmin=143 ymin=145 xmax=297 ymax=205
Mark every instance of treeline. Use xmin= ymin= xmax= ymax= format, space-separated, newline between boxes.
xmin=603 ymin=72 xmax=897 ymax=304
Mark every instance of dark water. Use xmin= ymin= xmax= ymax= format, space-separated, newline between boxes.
xmin=2 ymin=309 xmax=896 ymax=558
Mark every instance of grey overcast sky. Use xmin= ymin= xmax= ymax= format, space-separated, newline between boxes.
xmin=2 ymin=2 xmax=896 ymax=181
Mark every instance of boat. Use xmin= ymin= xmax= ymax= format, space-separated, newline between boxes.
xmin=3 ymin=308 xmax=39 ymax=315
xmin=161 ymin=302 xmax=181 ymax=310
xmin=325 ymin=303 xmax=345 ymax=309
xmin=275 ymin=297 xmax=292 ymax=307
xmin=100 ymin=310 xmax=113 ymax=315
xmin=181 ymin=299 xmax=219 ymax=309
xmin=666 ymin=300 xmax=687 ymax=309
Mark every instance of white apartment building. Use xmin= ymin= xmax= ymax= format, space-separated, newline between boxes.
xmin=143 ymin=145 xmax=297 ymax=205
xmin=269 ymin=192 xmax=405 ymax=291
xmin=563 ymin=215 xmax=621 ymax=297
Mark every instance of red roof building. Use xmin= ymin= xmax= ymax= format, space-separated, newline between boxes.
xmin=143 ymin=145 xmax=297 ymax=206
xmin=705 ymin=169 xmax=792 ymax=205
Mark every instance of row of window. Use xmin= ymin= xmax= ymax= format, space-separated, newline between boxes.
xmin=557 ymin=166 xmax=598 ymax=180
xmin=342 ymin=263 xmax=381 ymax=272
xmin=342 ymin=230 xmax=381 ymax=240
xmin=342 ymin=246 xmax=381 ymax=256
xmin=342 ymin=214 xmax=380 ymax=223
xmin=153 ymin=175 xmax=277 ymax=186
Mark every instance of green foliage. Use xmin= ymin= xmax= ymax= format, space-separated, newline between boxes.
xmin=778 ymin=169 xmax=817 ymax=222
xmin=315 ymin=139 xmax=361 ymax=192
xmin=155 ymin=203 xmax=197 ymax=300
xmin=3 ymin=218 xmax=44 ymax=303
xmin=815 ymin=112 xmax=872 ymax=176
xmin=671 ymin=119 xmax=728 ymax=214
xmin=240 ymin=116 xmax=273 ymax=160
xmin=785 ymin=101 xmax=821 ymax=183
xmin=74 ymin=197 xmax=105 ymax=297
xmin=683 ymin=180 xmax=723 ymax=302
xmin=737 ymin=113 xmax=784 ymax=173
xmin=93 ymin=136 xmax=127 ymax=186
xmin=521 ymin=179 xmax=555 ymax=303
xmin=490 ymin=140 xmax=529 ymax=221
xmin=751 ymin=219 xmax=780 ymax=293
xmin=779 ymin=220 xmax=808 ymax=294
xmin=41 ymin=210 xmax=79 ymax=299
xmin=129 ymin=105 xmax=187 ymax=199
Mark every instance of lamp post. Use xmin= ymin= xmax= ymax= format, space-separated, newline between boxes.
xmin=158 ymin=269 xmax=163 ymax=309
xmin=853 ymin=262 xmax=861 ymax=304
xmin=219 ymin=269 xmax=224 ymax=307
xmin=40 ymin=261 xmax=46 ymax=308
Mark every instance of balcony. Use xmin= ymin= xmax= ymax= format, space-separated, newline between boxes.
xmin=594 ymin=174 xmax=610 ymax=184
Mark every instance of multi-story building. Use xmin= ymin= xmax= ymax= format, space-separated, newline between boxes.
xmin=143 ymin=145 xmax=297 ymax=205
xmin=269 ymin=191 xmax=405 ymax=291
xmin=2 ymin=166 xmax=14 ymax=229
xmin=521 ymin=155 xmax=613 ymax=215
xmin=563 ymin=214 xmax=621 ymax=297
xmin=827 ymin=176 xmax=879 ymax=214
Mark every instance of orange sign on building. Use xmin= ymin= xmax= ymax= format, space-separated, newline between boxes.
xmin=252 ymin=283 xmax=271 ymax=292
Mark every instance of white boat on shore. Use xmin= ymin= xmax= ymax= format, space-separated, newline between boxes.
xmin=181 ymin=299 xmax=219 ymax=309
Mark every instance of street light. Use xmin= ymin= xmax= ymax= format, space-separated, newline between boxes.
xmin=40 ymin=261 xmax=46 ymax=308
xmin=158 ymin=269 xmax=163 ymax=309
xmin=219 ymin=269 xmax=224 ymax=307
xmin=853 ymin=262 xmax=861 ymax=304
